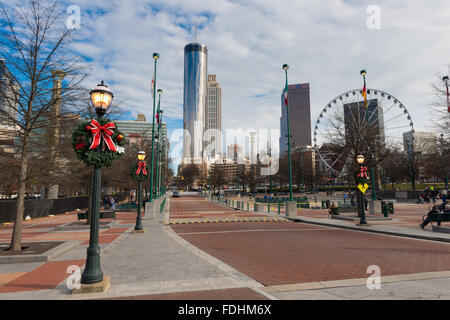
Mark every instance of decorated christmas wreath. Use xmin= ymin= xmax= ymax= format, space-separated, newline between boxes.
xmin=72 ymin=118 xmax=125 ymax=167
xmin=130 ymin=161 xmax=149 ymax=181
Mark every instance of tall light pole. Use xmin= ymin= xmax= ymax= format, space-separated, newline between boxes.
xmin=440 ymin=133 xmax=448 ymax=190
xmin=158 ymin=112 xmax=165 ymax=196
xmin=361 ymin=70 xmax=377 ymax=200
xmin=149 ymin=53 xmax=160 ymax=203
xmin=81 ymin=81 xmax=114 ymax=285
xmin=134 ymin=151 xmax=147 ymax=232
xmin=283 ymin=64 xmax=293 ymax=201
xmin=443 ymin=76 xmax=450 ymax=113
xmin=268 ymin=146 xmax=272 ymax=196
xmin=408 ymin=136 xmax=416 ymax=191
xmin=155 ymin=89 xmax=162 ymax=198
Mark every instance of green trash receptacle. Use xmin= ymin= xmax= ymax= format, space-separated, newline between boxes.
xmin=381 ymin=201 xmax=389 ymax=217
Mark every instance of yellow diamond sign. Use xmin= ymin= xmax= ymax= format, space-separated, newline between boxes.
xmin=358 ymin=183 xmax=369 ymax=193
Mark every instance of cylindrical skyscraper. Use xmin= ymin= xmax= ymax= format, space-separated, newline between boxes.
xmin=183 ymin=43 xmax=208 ymax=164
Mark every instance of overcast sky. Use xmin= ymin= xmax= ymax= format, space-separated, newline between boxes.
xmin=4 ymin=0 xmax=450 ymax=166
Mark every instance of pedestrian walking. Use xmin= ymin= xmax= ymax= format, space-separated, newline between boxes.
xmin=109 ymin=196 xmax=116 ymax=210
xmin=363 ymin=195 xmax=369 ymax=211
xmin=103 ymin=196 xmax=109 ymax=210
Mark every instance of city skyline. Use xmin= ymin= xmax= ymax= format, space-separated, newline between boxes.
xmin=23 ymin=0 xmax=448 ymax=154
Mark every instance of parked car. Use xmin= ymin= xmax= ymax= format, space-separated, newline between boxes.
xmin=172 ymin=190 xmax=180 ymax=198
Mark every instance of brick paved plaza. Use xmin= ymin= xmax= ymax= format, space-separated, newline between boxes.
xmin=0 ymin=193 xmax=449 ymax=300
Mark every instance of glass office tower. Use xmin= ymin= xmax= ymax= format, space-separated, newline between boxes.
xmin=183 ymin=43 xmax=208 ymax=164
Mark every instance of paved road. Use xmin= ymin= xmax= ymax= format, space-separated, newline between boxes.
xmin=171 ymin=196 xmax=450 ymax=289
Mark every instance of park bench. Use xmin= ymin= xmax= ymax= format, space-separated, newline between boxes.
xmin=77 ymin=210 xmax=116 ymax=220
xmin=420 ymin=211 xmax=450 ymax=229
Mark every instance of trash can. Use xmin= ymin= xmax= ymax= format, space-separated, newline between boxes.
xmin=388 ymin=201 xmax=394 ymax=214
xmin=381 ymin=201 xmax=390 ymax=217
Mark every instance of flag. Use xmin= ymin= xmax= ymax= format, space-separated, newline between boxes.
xmin=284 ymin=83 xmax=288 ymax=107
xmin=446 ymin=83 xmax=450 ymax=113
xmin=362 ymin=77 xmax=367 ymax=108
xmin=156 ymin=112 xmax=159 ymax=124
xmin=151 ymin=77 xmax=154 ymax=98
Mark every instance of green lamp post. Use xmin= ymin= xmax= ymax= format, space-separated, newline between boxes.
xmin=157 ymin=110 xmax=164 ymax=197
xmin=356 ymin=154 xmax=368 ymax=225
xmin=155 ymin=89 xmax=162 ymax=198
xmin=133 ymin=151 xmax=148 ymax=232
xmin=360 ymin=70 xmax=377 ymax=200
xmin=81 ymin=81 xmax=114 ymax=285
xmin=441 ymin=133 xmax=449 ymax=190
xmin=149 ymin=52 xmax=160 ymax=203
xmin=283 ymin=64 xmax=293 ymax=201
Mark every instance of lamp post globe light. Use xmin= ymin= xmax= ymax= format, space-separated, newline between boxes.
xmin=81 ymin=81 xmax=114 ymax=287
xmin=356 ymin=154 xmax=368 ymax=225
xmin=149 ymin=53 xmax=160 ymax=203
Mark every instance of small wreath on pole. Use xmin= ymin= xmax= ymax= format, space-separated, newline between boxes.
xmin=130 ymin=161 xmax=149 ymax=181
xmin=72 ymin=118 xmax=125 ymax=167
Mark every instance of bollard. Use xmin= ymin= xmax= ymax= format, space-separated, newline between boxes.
xmin=254 ymin=203 xmax=257 ymax=212
xmin=268 ymin=202 xmax=270 ymax=213
xmin=278 ymin=202 xmax=281 ymax=215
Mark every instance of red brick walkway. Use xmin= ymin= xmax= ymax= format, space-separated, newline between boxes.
xmin=0 ymin=210 xmax=136 ymax=294
xmin=172 ymin=220 xmax=450 ymax=286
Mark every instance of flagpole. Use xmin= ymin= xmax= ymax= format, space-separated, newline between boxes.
xmin=283 ymin=64 xmax=293 ymax=202
xmin=155 ymin=91 xmax=162 ymax=198
xmin=149 ymin=53 xmax=160 ymax=203
xmin=361 ymin=70 xmax=377 ymax=201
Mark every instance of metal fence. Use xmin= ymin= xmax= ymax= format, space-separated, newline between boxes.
xmin=0 ymin=196 xmax=89 ymax=223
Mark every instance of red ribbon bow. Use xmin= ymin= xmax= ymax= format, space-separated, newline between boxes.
xmin=136 ymin=161 xmax=147 ymax=176
xmin=358 ymin=166 xmax=369 ymax=179
xmin=88 ymin=119 xmax=117 ymax=152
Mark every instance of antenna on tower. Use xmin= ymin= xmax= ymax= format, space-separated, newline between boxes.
xmin=194 ymin=24 xmax=198 ymax=43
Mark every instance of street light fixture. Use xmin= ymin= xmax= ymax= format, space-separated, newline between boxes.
xmin=90 ymin=81 xmax=114 ymax=115
xmin=149 ymin=53 xmax=160 ymax=203
xmin=357 ymin=154 xmax=365 ymax=165
xmin=81 ymin=81 xmax=114 ymax=286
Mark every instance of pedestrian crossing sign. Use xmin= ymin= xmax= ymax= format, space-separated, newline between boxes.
xmin=358 ymin=183 xmax=369 ymax=193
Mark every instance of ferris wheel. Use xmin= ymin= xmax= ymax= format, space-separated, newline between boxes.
xmin=313 ymin=88 xmax=415 ymax=178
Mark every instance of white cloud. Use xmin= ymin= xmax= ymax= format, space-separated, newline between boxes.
xmin=48 ymin=0 xmax=450 ymax=156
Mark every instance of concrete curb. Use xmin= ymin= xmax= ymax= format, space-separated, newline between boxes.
xmin=0 ymin=240 xmax=82 ymax=264
xmin=54 ymin=221 xmax=114 ymax=231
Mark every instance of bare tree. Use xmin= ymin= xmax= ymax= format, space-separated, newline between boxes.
xmin=317 ymin=102 xmax=392 ymax=192
xmin=0 ymin=0 xmax=87 ymax=251
xmin=208 ymin=165 xmax=227 ymax=195
xmin=430 ymin=65 xmax=450 ymax=137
